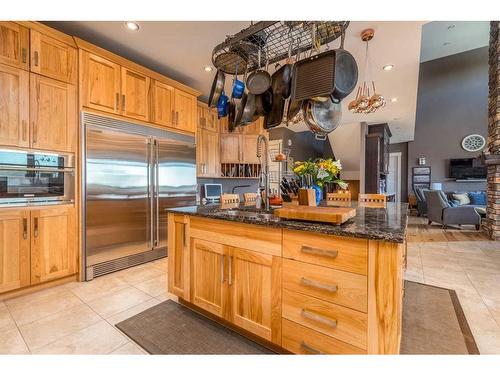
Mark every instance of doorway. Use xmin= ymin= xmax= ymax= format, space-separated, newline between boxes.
xmin=387 ymin=152 xmax=402 ymax=202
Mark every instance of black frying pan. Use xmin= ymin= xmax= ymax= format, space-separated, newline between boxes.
xmin=255 ymin=88 xmax=273 ymax=116
xmin=208 ymin=70 xmax=225 ymax=108
xmin=331 ymin=32 xmax=358 ymax=103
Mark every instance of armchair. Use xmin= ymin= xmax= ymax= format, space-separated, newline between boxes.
xmin=424 ymin=190 xmax=481 ymax=229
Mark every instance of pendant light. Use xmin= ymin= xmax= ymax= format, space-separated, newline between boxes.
xmin=348 ymin=29 xmax=386 ymax=114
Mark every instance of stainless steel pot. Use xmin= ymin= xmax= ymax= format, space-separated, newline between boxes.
xmin=302 ymin=97 xmax=342 ymax=135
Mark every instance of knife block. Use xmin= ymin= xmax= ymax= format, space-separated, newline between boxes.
xmin=298 ymin=188 xmax=317 ymax=207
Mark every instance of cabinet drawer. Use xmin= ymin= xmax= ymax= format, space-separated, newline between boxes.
xmin=283 ymin=258 xmax=367 ymax=312
xmin=282 ymin=289 xmax=367 ymax=349
xmin=282 ymin=319 xmax=366 ymax=354
xmin=283 ymin=229 xmax=368 ymax=275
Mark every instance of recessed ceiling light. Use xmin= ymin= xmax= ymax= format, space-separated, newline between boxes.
xmin=443 ymin=41 xmax=452 ymax=46
xmin=204 ymin=66 xmax=213 ymax=72
xmin=124 ymin=21 xmax=140 ymax=31
xmin=391 ymin=97 xmax=398 ymax=103
xmin=383 ymin=64 xmax=394 ymax=71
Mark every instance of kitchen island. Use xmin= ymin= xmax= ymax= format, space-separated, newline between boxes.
xmin=166 ymin=201 xmax=408 ymax=354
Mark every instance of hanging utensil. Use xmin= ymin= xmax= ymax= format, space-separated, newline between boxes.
xmin=246 ymin=47 xmax=272 ymax=95
xmin=302 ymin=97 xmax=342 ymax=136
xmin=208 ymin=70 xmax=225 ymax=108
xmin=254 ymin=87 xmax=273 ymax=116
xmin=330 ymin=31 xmax=358 ymax=103
xmin=217 ymin=91 xmax=229 ymax=118
xmin=231 ymin=63 xmax=245 ymax=99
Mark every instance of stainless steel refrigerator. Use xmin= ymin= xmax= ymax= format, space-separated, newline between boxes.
xmin=82 ymin=112 xmax=197 ymax=280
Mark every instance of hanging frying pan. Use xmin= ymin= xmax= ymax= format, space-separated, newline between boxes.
xmin=331 ymin=31 xmax=358 ymax=103
xmin=254 ymin=87 xmax=273 ymax=116
xmin=246 ymin=48 xmax=271 ymax=95
xmin=208 ymin=70 xmax=225 ymax=108
xmin=302 ymin=97 xmax=342 ymax=135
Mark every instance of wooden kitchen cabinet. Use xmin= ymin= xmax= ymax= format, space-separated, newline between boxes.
xmin=80 ymin=50 xmax=121 ymax=115
xmin=150 ymin=80 xmax=175 ymax=127
xmin=228 ymin=247 xmax=282 ymax=344
xmin=197 ymin=128 xmax=220 ymax=177
xmin=174 ymin=89 xmax=197 ymax=133
xmin=191 ymin=238 xmax=227 ymax=317
xmin=30 ymin=205 xmax=76 ymax=285
xmin=197 ymin=103 xmax=218 ymax=132
xmin=0 ymin=64 xmax=29 ymax=147
xmin=0 ymin=209 xmax=31 ymax=294
xmin=168 ymin=214 xmax=190 ymax=300
xmin=30 ymin=30 xmax=77 ymax=84
xmin=121 ymin=67 xmax=150 ymax=121
xmin=0 ymin=22 xmax=29 ymax=70
xmin=30 ymin=73 xmax=77 ymax=152
xmin=241 ymin=134 xmax=259 ymax=164
xmin=220 ymin=133 xmax=241 ymax=163
xmin=242 ymin=117 xmax=263 ymax=135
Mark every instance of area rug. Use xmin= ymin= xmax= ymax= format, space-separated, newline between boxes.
xmin=400 ymin=281 xmax=479 ymax=354
xmin=116 ymin=281 xmax=478 ymax=354
xmin=115 ymin=300 xmax=274 ymax=354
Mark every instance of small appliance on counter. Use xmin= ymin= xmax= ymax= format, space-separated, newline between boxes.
xmin=204 ymin=183 xmax=222 ymax=203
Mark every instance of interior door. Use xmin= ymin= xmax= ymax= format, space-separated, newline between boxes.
xmin=0 ymin=64 xmax=29 ymax=147
xmin=228 ymin=247 xmax=282 ymax=344
xmin=85 ymin=125 xmax=152 ymax=269
xmin=191 ymin=238 xmax=227 ymax=317
xmin=154 ymin=137 xmax=196 ymax=250
xmin=30 ymin=73 xmax=76 ymax=152
xmin=387 ymin=152 xmax=401 ymax=201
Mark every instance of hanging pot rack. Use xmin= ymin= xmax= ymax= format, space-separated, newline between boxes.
xmin=211 ymin=21 xmax=350 ymax=75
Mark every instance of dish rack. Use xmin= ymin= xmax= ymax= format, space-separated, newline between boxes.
xmin=212 ymin=21 xmax=349 ymax=75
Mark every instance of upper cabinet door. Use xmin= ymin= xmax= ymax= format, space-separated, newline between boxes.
xmin=150 ymin=80 xmax=174 ymax=127
xmin=0 ymin=65 xmax=29 ymax=147
xmin=80 ymin=50 xmax=121 ymax=115
xmin=30 ymin=74 xmax=76 ymax=152
xmin=0 ymin=22 xmax=29 ymax=70
xmin=174 ymin=89 xmax=196 ymax=133
xmin=241 ymin=134 xmax=260 ymax=164
xmin=220 ymin=134 xmax=241 ymax=163
xmin=0 ymin=209 xmax=30 ymax=294
xmin=121 ymin=67 xmax=150 ymax=121
xmin=30 ymin=30 xmax=77 ymax=84
xmin=30 ymin=205 xmax=76 ymax=285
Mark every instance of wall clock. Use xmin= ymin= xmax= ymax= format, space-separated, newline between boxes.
xmin=461 ymin=134 xmax=486 ymax=152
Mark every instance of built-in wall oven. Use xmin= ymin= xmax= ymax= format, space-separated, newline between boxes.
xmin=0 ymin=149 xmax=75 ymax=206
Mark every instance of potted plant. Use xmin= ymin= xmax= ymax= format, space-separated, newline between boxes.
xmin=293 ymin=158 xmax=348 ymax=204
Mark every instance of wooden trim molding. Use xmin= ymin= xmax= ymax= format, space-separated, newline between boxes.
xmin=15 ymin=21 xmax=77 ymax=47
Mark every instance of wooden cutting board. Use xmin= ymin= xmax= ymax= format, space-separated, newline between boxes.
xmin=274 ymin=205 xmax=356 ymax=225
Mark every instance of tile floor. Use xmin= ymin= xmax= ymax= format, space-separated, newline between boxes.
xmin=0 ymin=257 xmax=176 ymax=355
xmin=1 ymin=217 xmax=499 ymax=354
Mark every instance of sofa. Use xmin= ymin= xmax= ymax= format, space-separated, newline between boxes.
xmin=424 ymin=190 xmax=484 ymax=229
xmin=415 ymin=188 xmax=428 ymax=216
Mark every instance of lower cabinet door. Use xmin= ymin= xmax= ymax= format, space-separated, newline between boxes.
xmin=0 ymin=209 xmax=30 ymax=293
xmin=30 ymin=206 xmax=76 ymax=284
xmin=228 ymin=247 xmax=282 ymax=344
xmin=168 ymin=214 xmax=190 ymax=300
xmin=191 ymin=238 xmax=227 ymax=317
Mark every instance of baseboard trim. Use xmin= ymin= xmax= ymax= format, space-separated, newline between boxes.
xmin=0 ymin=274 xmax=78 ymax=301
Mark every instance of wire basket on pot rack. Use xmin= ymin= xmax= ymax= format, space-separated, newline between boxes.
xmin=212 ymin=21 xmax=350 ymax=75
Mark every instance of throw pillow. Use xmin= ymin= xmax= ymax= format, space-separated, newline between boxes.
xmin=452 ymin=193 xmax=470 ymax=206
xmin=468 ymin=191 xmax=487 ymax=206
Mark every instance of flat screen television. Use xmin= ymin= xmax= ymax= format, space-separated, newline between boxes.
xmin=449 ymin=158 xmax=487 ymax=179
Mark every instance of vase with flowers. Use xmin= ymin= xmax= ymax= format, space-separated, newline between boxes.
xmin=293 ymin=158 xmax=348 ymax=204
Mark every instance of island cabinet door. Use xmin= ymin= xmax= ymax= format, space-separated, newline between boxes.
xmin=190 ymin=238 xmax=227 ymax=317
xmin=168 ymin=214 xmax=190 ymax=300
xmin=227 ymin=247 xmax=282 ymax=345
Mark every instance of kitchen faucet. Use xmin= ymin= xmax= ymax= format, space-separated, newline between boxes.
xmin=256 ymin=134 xmax=270 ymax=210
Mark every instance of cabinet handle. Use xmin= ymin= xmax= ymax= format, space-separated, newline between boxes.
xmin=176 ymin=111 xmax=179 ymax=125
xmin=300 ymin=341 xmax=323 ymax=355
xmin=23 ymin=218 xmax=28 ymax=240
xmin=115 ymin=93 xmax=119 ymax=111
xmin=22 ymin=48 xmax=27 ymax=64
xmin=34 ymin=217 xmax=39 ymax=238
xmin=33 ymin=121 xmax=37 ymax=144
xmin=171 ymin=110 xmax=175 ymax=124
xmin=228 ymin=256 xmax=233 ymax=286
xmin=300 ymin=277 xmax=338 ymax=293
xmin=34 ymin=51 xmax=39 ymax=66
xmin=301 ymin=309 xmax=337 ymax=328
xmin=220 ymin=254 xmax=225 ymax=283
xmin=22 ymin=120 xmax=27 ymax=142
xmin=122 ymin=95 xmax=126 ymax=111
xmin=183 ymin=223 xmax=187 ymax=247
xmin=301 ymin=245 xmax=338 ymax=259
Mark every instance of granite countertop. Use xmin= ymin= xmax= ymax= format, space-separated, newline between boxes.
xmin=165 ymin=201 xmax=409 ymax=243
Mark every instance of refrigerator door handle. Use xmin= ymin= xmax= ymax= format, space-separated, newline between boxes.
xmin=148 ymin=140 xmax=154 ymax=249
xmin=155 ymin=140 xmax=160 ymax=248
